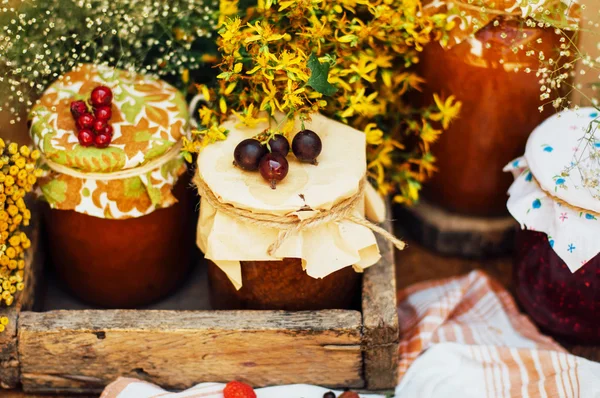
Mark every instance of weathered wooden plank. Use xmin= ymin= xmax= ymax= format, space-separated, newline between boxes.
xmin=361 ymin=206 xmax=399 ymax=391
xmin=0 ymin=214 xmax=42 ymax=389
xmin=18 ymin=309 xmax=363 ymax=394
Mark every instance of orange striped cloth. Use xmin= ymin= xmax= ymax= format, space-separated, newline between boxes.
xmin=395 ymin=270 xmax=600 ymax=397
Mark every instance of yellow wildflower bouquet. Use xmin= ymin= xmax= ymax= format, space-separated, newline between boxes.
xmin=0 ymin=139 xmax=41 ymax=332
xmin=183 ymin=0 xmax=460 ymax=204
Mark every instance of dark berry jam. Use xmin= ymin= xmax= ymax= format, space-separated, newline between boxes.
xmin=514 ymin=230 xmax=600 ymax=344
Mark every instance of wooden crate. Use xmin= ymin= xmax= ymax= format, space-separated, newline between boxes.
xmin=1 ymin=218 xmax=399 ymax=394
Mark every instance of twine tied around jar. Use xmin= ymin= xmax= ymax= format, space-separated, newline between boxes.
xmin=193 ymin=173 xmax=406 ymax=256
xmin=41 ymin=141 xmax=183 ymax=180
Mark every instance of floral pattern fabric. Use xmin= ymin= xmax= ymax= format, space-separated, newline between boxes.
xmin=504 ymin=108 xmax=600 ymax=273
xmin=29 ymin=64 xmax=189 ymax=219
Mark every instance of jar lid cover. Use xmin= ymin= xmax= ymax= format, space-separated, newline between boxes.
xmin=525 ymin=107 xmax=600 ymax=213
xmin=29 ymin=64 xmax=189 ymax=174
xmin=195 ymin=113 xmax=381 ymax=289
xmin=197 ymin=113 xmax=366 ymax=215
xmin=505 ymin=107 xmax=600 ymax=273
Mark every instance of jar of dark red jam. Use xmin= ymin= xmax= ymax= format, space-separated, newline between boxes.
xmin=514 ymin=229 xmax=600 ymax=344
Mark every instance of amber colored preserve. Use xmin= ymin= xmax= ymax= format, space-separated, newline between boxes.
xmin=44 ymin=180 xmax=195 ymax=308
xmin=514 ymin=230 xmax=600 ymax=344
xmin=208 ymin=259 xmax=361 ymax=311
xmin=420 ymin=17 xmax=566 ymax=216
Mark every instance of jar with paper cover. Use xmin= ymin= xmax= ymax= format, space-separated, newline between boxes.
xmin=506 ymin=108 xmax=600 ymax=343
xmin=195 ymin=113 xmax=404 ymax=310
xmin=29 ymin=64 xmax=194 ymax=308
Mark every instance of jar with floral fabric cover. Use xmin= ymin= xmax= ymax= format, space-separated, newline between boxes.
xmin=420 ymin=0 xmax=578 ymax=216
xmin=506 ymin=107 xmax=600 ymax=344
xmin=195 ymin=113 xmax=402 ymax=310
xmin=29 ymin=64 xmax=195 ymax=308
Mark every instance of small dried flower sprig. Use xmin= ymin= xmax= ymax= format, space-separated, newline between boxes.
xmin=0 ymin=139 xmax=41 ymax=323
xmin=183 ymin=0 xmax=459 ymax=205
xmin=0 ymin=0 xmax=220 ymax=123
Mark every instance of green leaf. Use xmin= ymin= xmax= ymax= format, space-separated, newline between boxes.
xmin=307 ymin=53 xmax=338 ymax=97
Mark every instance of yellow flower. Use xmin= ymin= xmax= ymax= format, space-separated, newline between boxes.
xmin=260 ymin=82 xmax=283 ymax=115
xmin=430 ymin=94 xmax=461 ymax=129
xmin=232 ymin=104 xmax=268 ymax=128
xmin=364 ymin=123 xmax=384 ymax=145
xmin=219 ymin=0 xmax=239 ymax=26
xmin=281 ymin=81 xmax=305 ymax=111
xmin=420 ymin=122 xmax=442 ymax=146
xmin=245 ymin=21 xmax=286 ymax=44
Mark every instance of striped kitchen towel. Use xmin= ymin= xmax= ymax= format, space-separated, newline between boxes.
xmin=395 ymin=270 xmax=600 ymax=397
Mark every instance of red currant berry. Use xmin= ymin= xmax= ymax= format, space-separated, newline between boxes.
xmin=234 ymin=138 xmax=267 ymax=171
xmin=103 ymin=124 xmax=114 ymax=136
xmin=92 ymin=119 xmax=107 ymax=134
xmin=76 ymin=113 xmax=95 ymax=130
xmin=90 ymin=86 xmax=113 ymax=107
xmin=77 ymin=129 xmax=95 ymax=147
xmin=94 ymin=105 xmax=112 ymax=121
xmin=268 ymin=134 xmax=290 ymax=157
xmin=259 ymin=153 xmax=288 ymax=189
xmin=292 ymin=129 xmax=322 ymax=165
xmin=70 ymin=100 xmax=88 ymax=118
xmin=95 ymin=132 xmax=112 ymax=148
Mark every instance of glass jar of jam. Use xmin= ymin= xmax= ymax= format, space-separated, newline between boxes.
xmin=196 ymin=113 xmax=381 ymax=311
xmin=419 ymin=16 xmax=569 ymax=216
xmin=30 ymin=64 xmax=194 ymax=308
xmin=506 ymin=107 xmax=600 ymax=343
xmin=514 ymin=229 xmax=600 ymax=343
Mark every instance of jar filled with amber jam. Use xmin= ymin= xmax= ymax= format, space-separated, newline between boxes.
xmin=29 ymin=64 xmax=194 ymax=308
xmin=506 ymin=108 xmax=600 ymax=344
xmin=420 ymin=1 xmax=576 ymax=216
xmin=196 ymin=114 xmax=382 ymax=311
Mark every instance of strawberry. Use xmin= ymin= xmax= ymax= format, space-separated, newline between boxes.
xmin=223 ymin=381 xmax=257 ymax=398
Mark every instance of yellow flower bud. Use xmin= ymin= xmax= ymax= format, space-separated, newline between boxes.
xmin=8 ymin=165 xmax=18 ymax=176
xmin=4 ymin=175 xmax=14 ymax=187
xmin=0 ymin=317 xmax=8 ymax=326
xmin=7 ymin=205 xmax=18 ymax=217
xmin=8 ymin=260 xmax=17 ymax=270
xmin=9 ymin=285 xmax=16 ymax=294
xmin=21 ymin=239 xmax=30 ymax=249
xmin=7 ymin=143 xmax=18 ymax=155
xmin=0 ymin=325 xmax=5 ymax=333
xmin=5 ymin=247 xmax=16 ymax=259
xmin=17 ymin=260 xmax=25 ymax=269
xmin=19 ymin=146 xmax=30 ymax=157
xmin=15 ymin=158 xmax=26 ymax=169
xmin=27 ymin=175 xmax=36 ymax=185
xmin=16 ymin=282 xmax=24 ymax=291
xmin=30 ymin=150 xmax=40 ymax=160
xmin=5 ymin=295 xmax=13 ymax=306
